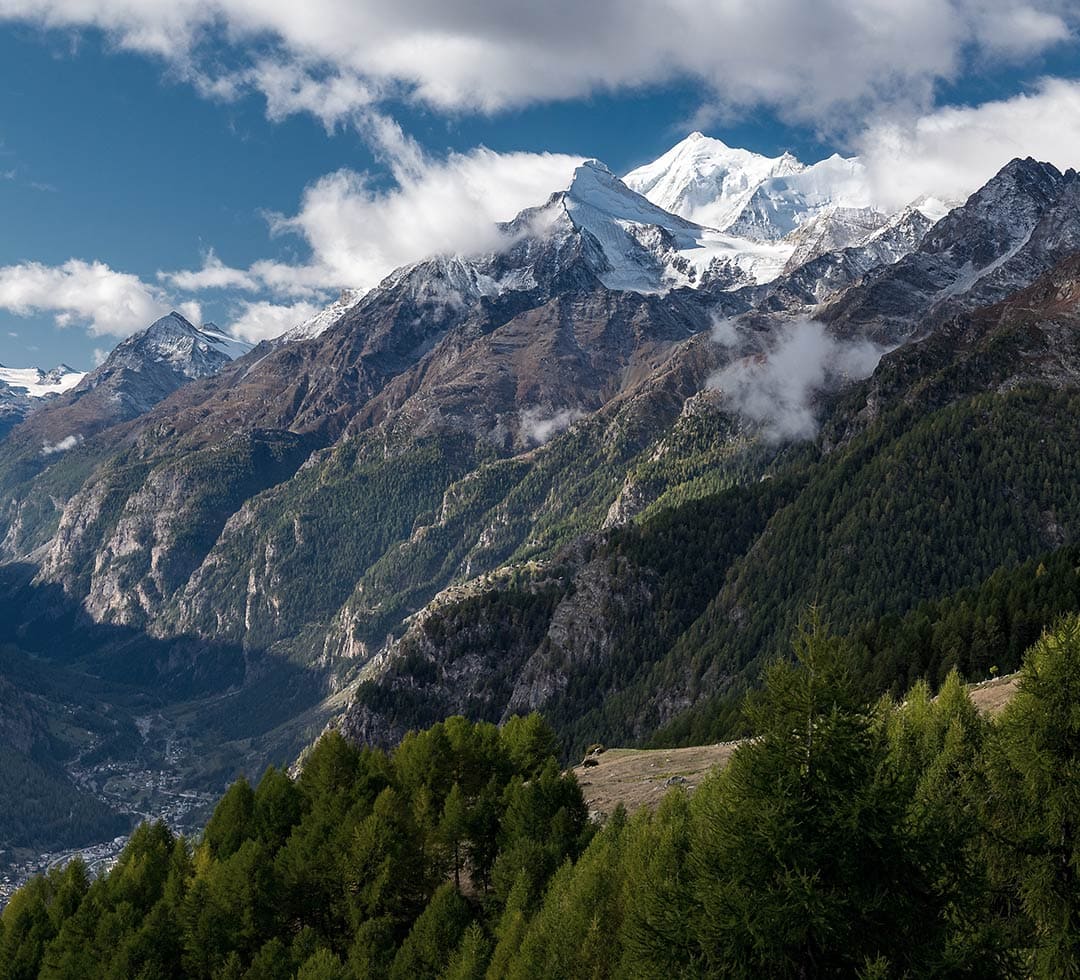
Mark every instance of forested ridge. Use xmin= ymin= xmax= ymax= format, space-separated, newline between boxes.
xmin=345 ymin=381 xmax=1080 ymax=756
xmin=4 ymin=615 xmax=1079 ymax=979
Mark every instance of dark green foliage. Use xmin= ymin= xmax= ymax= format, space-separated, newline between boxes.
xmin=666 ymin=389 xmax=1080 ymax=715
xmin=665 ymin=540 xmax=1080 ymax=747
xmin=0 ymin=747 xmax=131 ymax=853
xmin=180 ymin=431 xmax=485 ymax=648
xmin=388 ymin=883 xmax=471 ymax=980
xmin=487 ymin=619 xmax=1068 ymax=978
xmin=686 ymin=619 xmax=959 ymax=976
xmin=499 ymin=713 xmax=560 ymax=777
xmin=7 ymin=618 xmax=1080 ymax=977
xmin=348 ymin=473 xmax=800 ymax=758
xmin=202 ymin=778 xmax=255 ymax=860
xmin=443 ymin=921 xmax=491 ymax=980
xmin=983 ymin=617 xmax=1080 ymax=977
xmin=852 ymin=544 xmax=1080 ymax=697
xmin=1 ymin=715 xmax=587 ymax=979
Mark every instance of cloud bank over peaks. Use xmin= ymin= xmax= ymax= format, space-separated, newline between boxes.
xmin=0 ymin=134 xmax=583 ymax=351
xmin=162 ymin=131 xmax=583 ymax=301
xmin=1 ymin=0 xmax=1075 ymax=132
xmin=709 ymin=316 xmax=887 ymax=442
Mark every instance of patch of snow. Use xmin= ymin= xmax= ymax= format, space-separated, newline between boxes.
xmin=934 ymin=227 xmax=1035 ymax=303
xmin=197 ymin=323 xmax=257 ymax=360
xmin=563 ymin=161 xmax=794 ymax=292
xmin=284 ymin=289 xmax=366 ymax=342
xmin=0 ymin=364 xmax=85 ymax=398
xmin=725 ymin=155 xmax=874 ymax=241
xmin=626 ymin=136 xmax=882 ymax=245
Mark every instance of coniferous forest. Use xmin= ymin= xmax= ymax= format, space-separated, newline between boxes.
xmin=3 ymin=615 xmax=1078 ymax=979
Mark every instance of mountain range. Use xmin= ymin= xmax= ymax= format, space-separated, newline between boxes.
xmin=2 ymin=134 xmax=1080 ymax=861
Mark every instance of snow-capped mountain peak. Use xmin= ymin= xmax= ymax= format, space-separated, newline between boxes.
xmin=623 ymin=133 xmax=805 ymax=232
xmin=551 ymin=158 xmax=791 ymax=293
xmin=95 ymin=312 xmax=253 ymax=385
xmin=143 ymin=312 xmax=251 ymax=363
xmin=625 ymin=134 xmax=896 ymax=247
xmin=564 ymin=159 xmax=701 ymax=234
xmin=722 ymin=153 xmax=876 ymax=241
xmin=288 ymin=143 xmax=940 ymax=323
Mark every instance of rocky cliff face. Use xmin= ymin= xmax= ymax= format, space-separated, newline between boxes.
xmin=3 ymin=154 xmax=1077 ymax=756
xmin=823 ymin=250 xmax=1080 ymax=447
xmin=340 ymin=244 xmax=1080 ymax=752
xmin=823 ymin=159 xmax=1080 ymax=343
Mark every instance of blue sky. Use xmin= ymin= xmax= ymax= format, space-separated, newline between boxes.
xmin=1 ymin=2 xmax=1079 ymax=370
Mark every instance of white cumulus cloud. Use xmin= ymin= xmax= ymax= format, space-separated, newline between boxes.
xmin=0 ymin=259 xmax=167 ymax=336
xmin=0 ymin=0 xmax=1075 ymax=130
xmin=226 ymin=300 xmax=322 ymax=343
xmin=858 ymin=77 xmax=1080 ymax=211
xmin=160 ymin=249 xmax=259 ymax=292
xmin=163 ymin=128 xmax=582 ymax=297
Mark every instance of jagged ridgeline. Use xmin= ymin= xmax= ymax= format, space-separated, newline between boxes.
xmin=2 ymin=139 xmax=1080 ymax=858
xmin=3 ymin=617 xmax=1079 ymax=978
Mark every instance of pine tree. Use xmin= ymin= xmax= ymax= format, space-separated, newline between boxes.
xmin=444 ymin=922 xmax=492 ymax=980
xmin=984 ymin=617 xmax=1080 ymax=977
xmin=295 ymin=948 xmax=349 ymax=980
xmin=202 ymin=778 xmax=255 ymax=861
xmin=618 ymin=792 xmax=700 ymax=979
xmin=439 ymin=783 xmax=469 ymax=893
xmin=388 ymin=882 xmax=471 ymax=980
xmin=500 ymin=714 xmax=561 ymax=777
xmin=689 ymin=615 xmax=937 ymax=976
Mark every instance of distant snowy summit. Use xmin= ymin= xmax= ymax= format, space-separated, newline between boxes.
xmin=98 ymin=312 xmax=254 ymax=378
xmin=275 ymin=133 xmax=952 ymax=341
xmin=0 ymin=311 xmax=259 ymax=445
xmin=72 ymin=312 xmax=255 ymax=416
xmin=623 ymin=132 xmax=881 ymax=239
xmin=623 ymin=131 xmax=805 ymax=231
xmin=621 ymin=132 xmax=952 ymax=267
xmin=0 ymin=363 xmax=85 ymax=400
xmin=548 ymin=157 xmax=795 ymax=291
xmin=0 ymin=361 xmax=87 ymax=438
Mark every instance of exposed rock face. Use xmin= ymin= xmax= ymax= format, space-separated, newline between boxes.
xmin=504 ymin=553 xmax=654 ymax=715
xmin=3 ymin=152 xmax=1079 ymax=758
xmin=39 ymin=429 xmax=312 ymax=629
xmin=824 ymin=251 xmax=1080 ymax=448
xmin=823 ymin=159 xmax=1080 ymax=343
xmin=0 ymin=314 xmax=254 ymax=557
